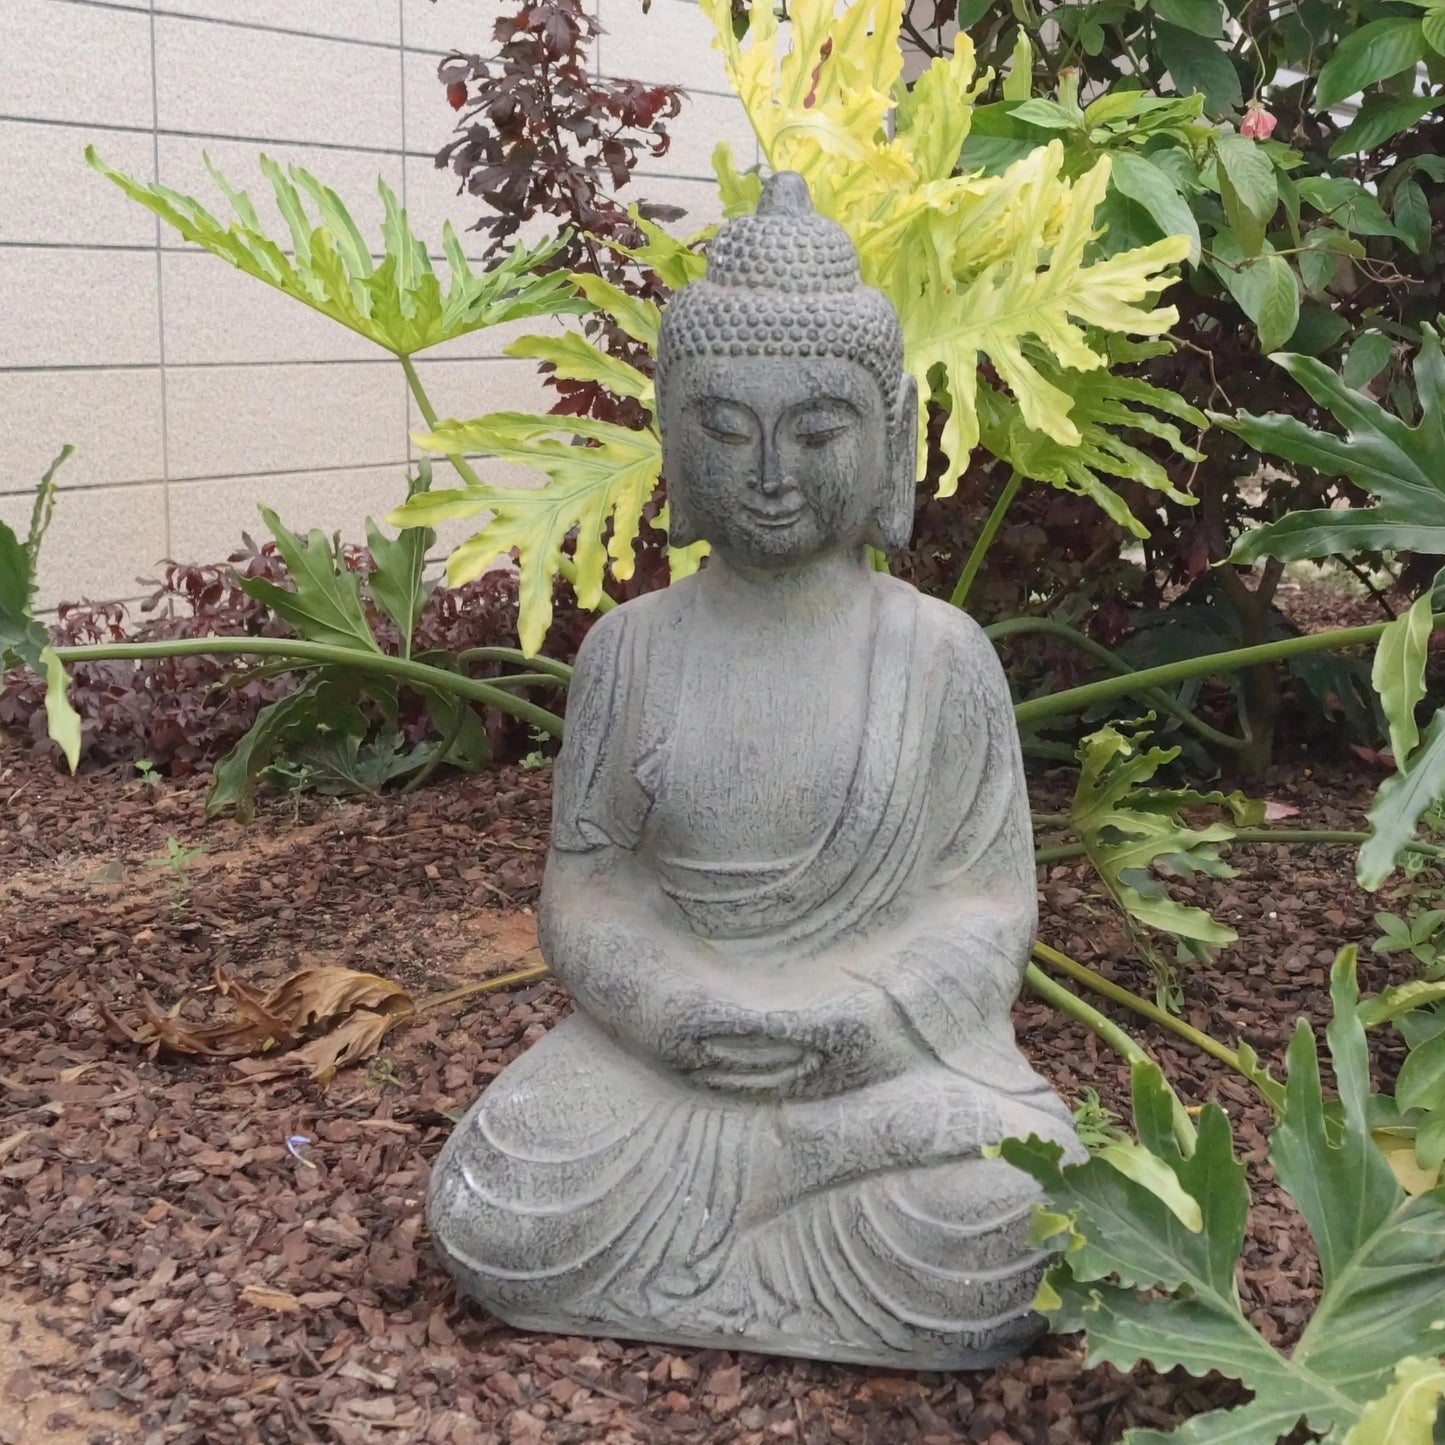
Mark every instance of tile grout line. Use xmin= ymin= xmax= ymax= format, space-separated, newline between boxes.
xmin=0 ymin=451 xmax=503 ymax=502
xmin=147 ymin=0 xmax=173 ymax=567
xmin=399 ymin=0 xmax=415 ymax=476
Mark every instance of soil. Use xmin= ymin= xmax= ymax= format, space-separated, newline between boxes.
xmin=0 ymin=663 xmax=1418 ymax=1444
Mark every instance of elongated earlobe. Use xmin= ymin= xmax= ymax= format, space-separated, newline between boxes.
xmin=865 ymin=372 xmax=918 ymax=551
xmin=664 ymin=486 xmax=701 ymax=548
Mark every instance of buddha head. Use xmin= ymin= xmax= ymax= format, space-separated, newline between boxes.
xmin=656 ymin=172 xmax=918 ymax=568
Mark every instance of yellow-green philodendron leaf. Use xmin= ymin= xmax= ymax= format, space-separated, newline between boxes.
xmin=88 ymin=148 xmax=587 ymax=356
xmin=701 ymin=0 xmax=1194 ymax=499
xmin=0 ymin=447 xmax=81 ymax=771
xmin=505 ymin=331 xmax=655 ymax=408
xmin=1344 ymin=1357 xmax=1445 ymax=1445
xmin=395 ymin=413 xmax=663 ymax=656
xmin=1372 ymin=587 xmax=1435 ymax=768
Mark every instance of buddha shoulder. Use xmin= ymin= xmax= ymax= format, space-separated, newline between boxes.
xmin=877 ymin=577 xmax=1005 ymax=686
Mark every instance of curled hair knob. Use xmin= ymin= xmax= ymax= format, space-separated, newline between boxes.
xmin=756 ymin=171 xmax=814 ymax=218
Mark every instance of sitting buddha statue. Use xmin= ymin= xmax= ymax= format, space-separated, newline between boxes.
xmin=427 ymin=172 xmax=1083 ymax=1370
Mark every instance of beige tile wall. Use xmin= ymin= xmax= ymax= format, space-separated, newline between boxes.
xmin=0 ymin=0 xmax=754 ymax=607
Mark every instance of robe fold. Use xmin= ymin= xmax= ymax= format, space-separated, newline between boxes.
xmin=428 ymin=576 xmax=1081 ymax=1368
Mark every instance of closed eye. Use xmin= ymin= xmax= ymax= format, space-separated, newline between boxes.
xmin=796 ymin=425 xmax=849 ymax=447
xmin=701 ymin=421 xmax=753 ymax=444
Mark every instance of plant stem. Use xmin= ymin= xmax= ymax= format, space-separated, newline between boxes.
xmin=54 ymin=638 xmax=565 ymax=737
xmin=1034 ymin=827 xmax=1445 ymax=868
xmin=555 ymin=556 xmax=618 ymax=612
xmin=403 ymin=355 xmax=621 ymax=622
xmin=1033 ymin=940 xmax=1250 ymax=1079
xmin=400 ymin=354 xmax=487 ymax=490
xmin=455 ymin=646 xmax=573 ymax=683
xmin=1015 ymin=612 xmax=1445 ymax=727
xmin=416 ymin=960 xmax=550 ymax=1014
xmin=989 ymin=616 xmax=1247 ymax=752
xmin=1024 ymin=960 xmax=1196 ymax=1152
xmin=485 ymin=672 xmax=566 ymax=691
xmin=951 ymin=470 xmax=1022 ymax=609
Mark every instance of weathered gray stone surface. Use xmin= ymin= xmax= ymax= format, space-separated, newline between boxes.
xmin=428 ymin=172 xmax=1083 ymax=1369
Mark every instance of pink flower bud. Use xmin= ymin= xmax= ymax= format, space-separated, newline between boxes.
xmin=1240 ymin=102 xmax=1277 ymax=140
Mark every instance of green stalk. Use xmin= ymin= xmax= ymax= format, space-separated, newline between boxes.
xmin=1034 ymin=829 xmax=1445 ymax=868
xmin=455 ymin=647 xmax=573 ymax=683
xmin=400 ymin=354 xmax=487 ymax=491
xmin=951 ymin=470 xmax=1022 ymax=609
xmin=1033 ymin=941 xmax=1255 ymax=1084
xmin=1015 ymin=613 xmax=1445 ymax=727
xmin=1024 ymin=960 xmax=1196 ymax=1152
xmin=54 ymin=637 xmax=564 ymax=737
xmin=556 ymin=556 xmax=617 ymax=612
xmin=989 ymin=616 xmax=1247 ymax=752
xmin=485 ymin=671 xmax=566 ymax=691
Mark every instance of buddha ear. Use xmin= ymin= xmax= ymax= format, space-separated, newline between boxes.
xmin=659 ymin=417 xmax=702 ymax=548
xmin=663 ymin=484 xmax=701 ymax=548
xmin=867 ymin=371 xmax=918 ymax=552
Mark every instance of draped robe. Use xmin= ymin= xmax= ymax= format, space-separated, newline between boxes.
xmin=427 ymin=575 xmax=1082 ymax=1369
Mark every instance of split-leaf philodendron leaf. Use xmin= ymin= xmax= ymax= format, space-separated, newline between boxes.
xmin=87 ymin=149 xmax=587 ymax=357
xmin=702 ymin=0 xmax=1201 ymax=515
xmin=1069 ymin=722 xmax=1263 ymax=996
xmin=1226 ymin=324 xmax=1445 ymax=564
xmin=390 ymin=243 xmax=711 ymax=656
xmin=0 ymin=447 xmax=81 ymax=770
xmin=1003 ymin=950 xmax=1445 ymax=1445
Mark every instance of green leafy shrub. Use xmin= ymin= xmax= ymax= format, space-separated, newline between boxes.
xmin=1005 ymin=951 xmax=1445 ymax=1445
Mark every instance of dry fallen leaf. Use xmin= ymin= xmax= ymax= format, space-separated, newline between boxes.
xmin=237 ymin=1008 xmax=406 ymax=1085
xmin=111 ymin=961 xmax=414 ymax=1081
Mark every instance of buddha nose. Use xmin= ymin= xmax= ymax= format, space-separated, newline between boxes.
xmin=758 ymin=442 xmax=788 ymax=497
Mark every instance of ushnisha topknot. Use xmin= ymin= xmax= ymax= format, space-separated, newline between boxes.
xmin=656 ymin=171 xmax=904 ymax=414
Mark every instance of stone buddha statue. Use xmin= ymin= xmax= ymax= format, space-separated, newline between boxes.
xmin=427 ymin=172 xmax=1083 ymax=1370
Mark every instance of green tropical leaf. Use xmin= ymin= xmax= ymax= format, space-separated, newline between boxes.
xmin=1110 ymin=152 xmax=1201 ymax=264
xmin=1360 ymin=711 xmax=1445 ymax=889
xmin=1153 ymin=19 xmax=1242 ymax=115
xmin=605 ymin=209 xmax=712 ymax=290
xmin=1397 ymin=1031 xmax=1445 ymax=1113
xmin=1069 ymin=723 xmax=1263 ymax=980
xmin=1331 ymin=93 xmax=1445 ymax=159
xmin=1150 ymin=0 xmax=1223 ymax=38
xmin=1360 ymin=978 xmax=1445 ymax=1027
xmin=1296 ymin=176 xmax=1403 ymax=238
xmin=1372 ymin=588 xmax=1434 ymax=767
xmin=1008 ymin=951 xmax=1445 ymax=1445
xmin=0 ymin=446 xmax=81 ymax=771
xmin=1315 ymin=18 xmax=1427 ymax=110
xmin=207 ymin=673 xmax=353 ymax=820
xmin=87 ymin=149 xmax=587 ymax=356
xmin=1212 ymin=243 xmax=1299 ymax=358
xmin=983 ymin=343 xmax=1205 ymax=540
xmin=1392 ymin=178 xmax=1434 ymax=254
xmin=1426 ymin=4 xmax=1445 ymax=54
xmin=240 ymin=508 xmax=381 ymax=655
xmin=1342 ymin=330 xmax=1393 ymax=390
xmin=396 ymin=413 xmax=662 ymax=656
xmin=505 ymin=330 xmax=656 ymax=406
xmin=364 ymin=463 xmax=436 ymax=659
xmin=1215 ymin=133 xmax=1278 ymax=255
xmin=567 ymin=272 xmax=661 ymax=350
xmin=1344 ymin=1357 xmax=1445 ymax=1445
xmin=1226 ymin=325 xmax=1445 ymax=564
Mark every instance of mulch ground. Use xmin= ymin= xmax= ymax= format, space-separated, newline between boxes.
xmin=0 ymin=612 xmax=1418 ymax=1443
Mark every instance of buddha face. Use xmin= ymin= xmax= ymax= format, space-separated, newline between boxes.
xmin=661 ymin=354 xmax=903 ymax=568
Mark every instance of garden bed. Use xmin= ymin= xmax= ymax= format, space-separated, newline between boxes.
xmin=0 ymin=743 xmax=1405 ymax=1445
